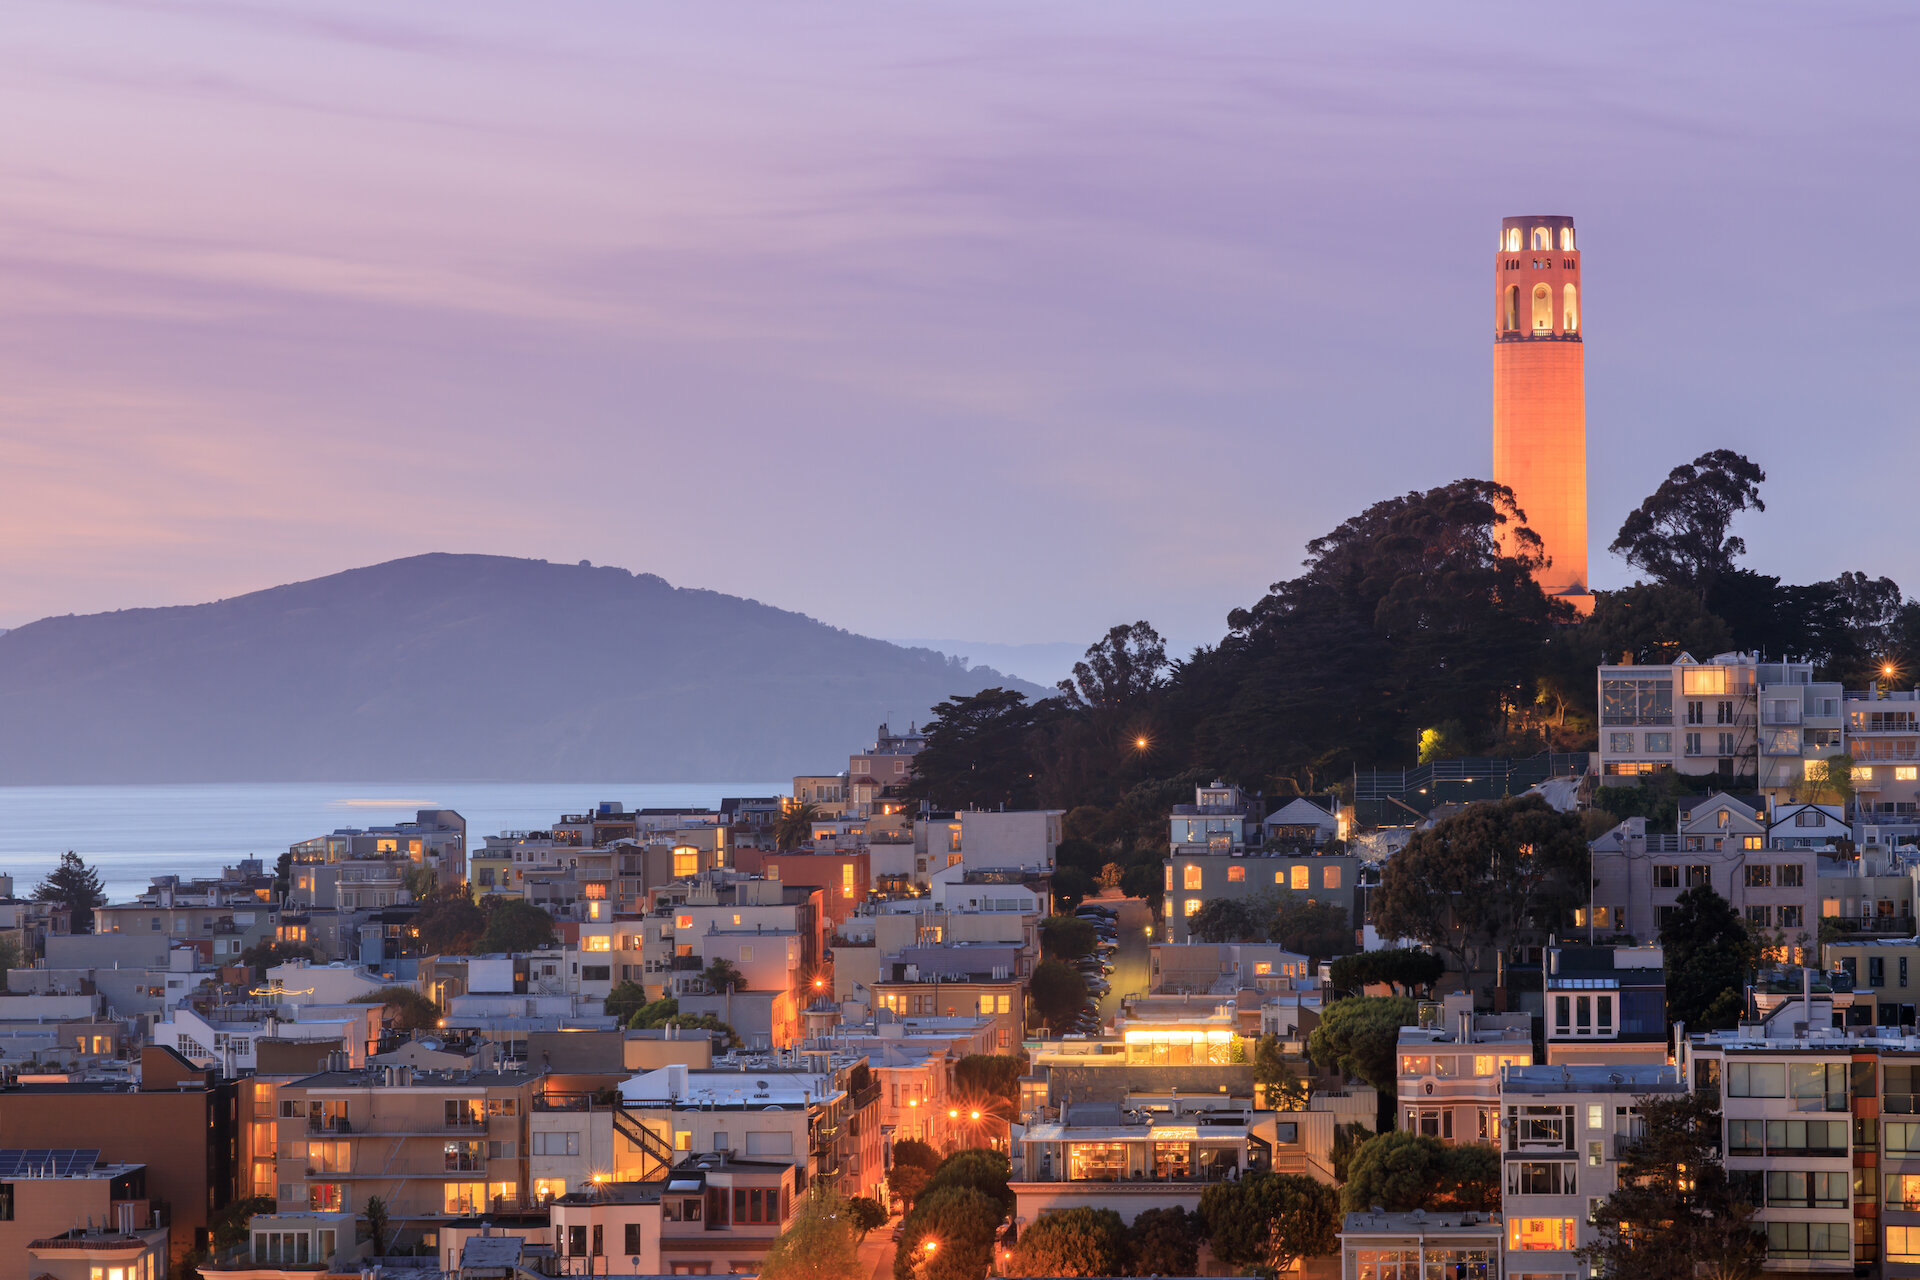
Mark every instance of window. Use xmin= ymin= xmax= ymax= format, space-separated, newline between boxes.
xmin=1507 ymin=1162 xmax=1577 ymax=1196
xmin=1183 ymin=899 xmax=1201 ymax=917
xmin=1727 ymin=1119 xmax=1762 ymax=1155
xmin=1323 ymin=865 xmax=1341 ymax=890
xmin=1780 ymin=864 xmax=1804 ymax=886
xmin=533 ymin=1132 xmax=579 ymax=1157
xmin=1183 ymin=866 xmax=1203 ymax=891
xmin=1765 ymin=1171 xmax=1848 ymax=1208
xmin=1507 ymin=1218 xmax=1575 ymax=1251
xmin=1746 ymin=905 xmax=1772 ymax=928
xmin=1890 ymin=1122 xmax=1920 ymax=1154
xmin=1608 ymin=732 xmax=1633 ymax=754
xmin=1563 ymin=283 xmax=1578 ymax=331
xmin=1290 ymin=866 xmax=1309 ymax=891
xmin=1727 ymin=1062 xmax=1786 ymax=1097
xmin=1744 ymin=865 xmax=1772 ymax=888
xmin=1889 ymin=1175 xmax=1920 ymax=1210
xmin=1226 ymin=866 xmax=1245 ymax=883
xmin=1685 ymin=732 xmax=1702 ymax=756
xmin=1779 ymin=905 xmax=1804 ymax=928
xmin=1718 ymin=732 xmax=1735 ymax=755
xmin=1766 ymin=1221 xmax=1849 ymax=1261
xmin=1685 ymin=865 xmax=1711 ymax=888
xmin=1901 ymin=766 xmax=1920 ymax=781
xmin=1646 ymin=732 xmax=1671 ymax=753
xmin=1788 ymin=1062 xmax=1848 ymax=1111
xmin=1765 ymin=1118 xmax=1847 ymax=1154
xmin=1601 ymin=678 xmax=1673 ymax=726
xmin=625 ymin=1223 xmax=644 ymax=1255
xmin=1653 ymin=865 xmax=1679 ymax=888
xmin=1503 ymin=284 xmax=1519 ymax=330
xmin=1872 ymin=958 xmax=1886 ymax=987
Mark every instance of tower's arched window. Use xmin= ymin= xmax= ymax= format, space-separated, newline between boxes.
xmin=1563 ymin=283 xmax=1579 ymax=332
xmin=1532 ymin=283 xmax=1552 ymax=331
xmin=1531 ymin=226 xmax=1551 ymax=250
xmin=1503 ymin=284 xmax=1519 ymax=331
xmin=1505 ymin=227 xmax=1521 ymax=252
xmin=1559 ymin=226 xmax=1576 ymax=252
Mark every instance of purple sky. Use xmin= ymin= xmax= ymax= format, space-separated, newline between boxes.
xmin=3 ymin=2 xmax=1916 ymax=658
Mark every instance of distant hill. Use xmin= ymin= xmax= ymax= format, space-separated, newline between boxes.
xmin=0 ymin=554 xmax=1044 ymax=784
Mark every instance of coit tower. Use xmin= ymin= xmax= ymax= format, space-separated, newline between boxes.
xmin=1492 ymin=214 xmax=1589 ymax=610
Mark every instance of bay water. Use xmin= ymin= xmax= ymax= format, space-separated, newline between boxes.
xmin=0 ymin=782 xmax=784 ymax=903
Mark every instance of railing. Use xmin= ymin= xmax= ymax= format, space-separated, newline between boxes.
xmin=1021 ymin=1165 xmax=1242 ymax=1185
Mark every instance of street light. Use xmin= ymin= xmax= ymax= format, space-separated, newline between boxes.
xmin=924 ymin=1240 xmax=939 ymax=1257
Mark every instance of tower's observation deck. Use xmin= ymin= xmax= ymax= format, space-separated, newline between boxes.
xmin=1492 ymin=215 xmax=1589 ymax=609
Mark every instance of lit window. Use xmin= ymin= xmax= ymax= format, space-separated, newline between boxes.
xmin=673 ymin=848 xmax=699 ymax=877
xmin=1227 ymin=866 xmax=1245 ymax=883
xmin=1859 ymin=766 xmax=1876 ymax=781
xmin=1290 ymin=866 xmax=1310 ymax=891
xmin=1531 ymin=283 xmax=1551 ymax=330
xmin=1323 ymin=866 xmax=1341 ymax=890
xmin=997 ymin=995 xmax=1010 ymax=1013
xmin=1254 ymin=963 xmax=1271 ymax=976
xmin=675 ymin=915 xmax=693 ymax=930
xmin=583 ymin=883 xmax=606 ymax=900
xmin=1558 ymin=226 xmax=1575 ymax=251
xmin=1899 ymin=767 xmax=1919 ymax=781
xmin=1164 ymin=866 xmax=1172 ymax=891
xmin=1563 ymin=283 xmax=1578 ymax=332
xmin=1184 ymin=899 xmax=1202 ymax=917
xmin=1183 ymin=866 xmax=1203 ymax=891
xmin=582 ymin=935 xmax=611 ymax=952
xmin=1508 ymin=1218 xmax=1576 ymax=1251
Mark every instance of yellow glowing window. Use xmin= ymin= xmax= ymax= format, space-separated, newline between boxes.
xmin=1531 ymin=283 xmax=1551 ymax=330
xmin=443 ymin=1181 xmax=486 ymax=1214
xmin=842 ymin=865 xmax=855 ymax=886
xmin=409 ymin=840 xmax=423 ymax=856
xmin=1227 ymin=866 xmax=1245 ymax=883
xmin=1681 ymin=666 xmax=1728 ymax=696
xmin=675 ymin=1131 xmax=692 ymax=1151
xmin=1254 ymin=962 xmax=1271 ymax=976
xmin=1743 ymin=836 xmax=1763 ymax=850
xmin=1290 ymin=866 xmax=1310 ymax=891
xmin=534 ymin=1178 xmax=567 ymax=1200
xmin=979 ymin=995 xmax=994 ymax=1015
xmin=1323 ymin=866 xmax=1341 ymax=890
xmin=1508 ymin=1218 xmax=1575 ymax=1251
xmin=997 ymin=995 xmax=1010 ymax=1013
xmin=1183 ymin=866 xmax=1203 ymax=891
xmin=1899 ymin=767 xmax=1919 ymax=781
xmin=675 ymin=915 xmax=693 ymax=930
xmin=1859 ymin=767 xmax=1876 ymax=781
xmin=1164 ymin=866 xmax=1173 ymax=890
xmin=376 ymin=839 xmax=398 ymax=854
xmin=583 ymin=935 xmax=611 ymax=952
xmin=673 ymin=849 xmax=698 ymax=877
xmin=583 ymin=883 xmax=606 ymax=900
xmin=1184 ymin=899 xmax=1202 ymax=917
xmin=1474 ymin=1054 xmax=1497 ymax=1076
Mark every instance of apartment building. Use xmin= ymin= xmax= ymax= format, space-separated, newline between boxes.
xmin=1588 ymin=808 xmax=1816 ymax=958
xmin=0 ymin=1150 xmax=159 ymax=1280
xmin=0 ymin=1047 xmax=240 ymax=1271
xmin=1165 ymin=849 xmax=1357 ymax=944
xmin=847 ymin=722 xmax=926 ymax=817
xmin=1148 ymin=942 xmax=1309 ymax=996
xmin=791 ymin=774 xmax=850 ymax=819
xmin=1596 ymin=652 xmax=1839 ymax=789
xmin=1498 ymin=1063 xmax=1686 ymax=1271
xmin=287 ymin=810 xmax=468 ymax=890
xmin=1819 ymin=846 xmax=1919 ymax=936
xmin=872 ymin=942 xmax=1027 ymax=1050
xmin=737 ymin=850 xmax=872 ymax=927
xmin=1395 ymin=995 xmax=1533 ymax=1145
xmin=94 ymin=886 xmax=276 ymax=967
xmin=1849 ymin=686 xmax=1920 ymax=821
xmin=1339 ymin=1210 xmax=1500 ymax=1280
xmin=1543 ymin=944 xmax=1668 ymax=1066
xmin=272 ymin=1064 xmax=546 ymax=1247
xmin=1011 ymin=1093 xmax=1271 ymax=1228
xmin=1826 ymin=938 xmax=1920 ymax=1029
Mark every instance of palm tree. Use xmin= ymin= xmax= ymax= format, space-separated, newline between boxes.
xmin=702 ymin=958 xmax=744 ymax=1030
xmin=775 ymin=802 xmax=820 ymax=852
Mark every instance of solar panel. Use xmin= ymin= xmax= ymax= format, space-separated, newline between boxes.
xmin=0 ymin=1149 xmax=100 ymax=1178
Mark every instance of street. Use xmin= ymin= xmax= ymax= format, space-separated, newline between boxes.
xmin=1095 ymin=894 xmax=1152 ymax=1021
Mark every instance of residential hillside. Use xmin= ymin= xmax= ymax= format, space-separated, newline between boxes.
xmin=0 ymin=553 xmax=1042 ymax=783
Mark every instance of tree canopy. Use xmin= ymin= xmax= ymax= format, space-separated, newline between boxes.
xmin=1127 ymin=1206 xmax=1199 ymax=1277
xmin=1307 ymin=996 xmax=1417 ymax=1096
xmin=1198 ymin=1171 xmax=1339 ymax=1278
xmin=953 ymin=1054 xmax=1024 ymax=1108
xmin=1327 ymin=948 xmax=1445 ymax=997
xmin=1659 ymin=885 xmax=1755 ymax=1032
xmin=1578 ymin=1090 xmax=1762 ymax=1280
xmin=351 ymin=985 xmax=441 ymax=1032
xmin=1610 ymin=449 xmax=1766 ymax=603
xmin=1008 ymin=1206 xmax=1129 ymax=1278
xmin=758 ymin=1187 xmax=864 ymax=1280
xmin=892 ymin=1185 xmax=1001 ymax=1280
xmin=1340 ymin=1131 xmax=1500 ymax=1213
xmin=1040 ymin=915 xmax=1099 ymax=962
xmin=475 ymin=898 xmax=555 ymax=952
xmin=1373 ymin=794 xmax=1588 ymax=973
xmin=35 ymin=852 xmax=107 ymax=934
xmin=1027 ymin=960 xmax=1087 ymax=1032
